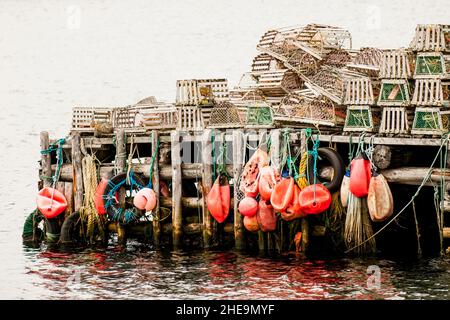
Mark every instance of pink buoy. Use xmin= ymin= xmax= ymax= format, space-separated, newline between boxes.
xmin=133 ymin=188 xmax=157 ymax=211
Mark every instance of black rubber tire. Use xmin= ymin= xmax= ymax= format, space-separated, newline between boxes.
xmin=307 ymin=147 xmax=345 ymax=193
xmin=22 ymin=210 xmax=44 ymax=242
xmin=102 ymin=172 xmax=146 ymax=220
xmin=60 ymin=211 xmax=81 ymax=244
xmin=44 ymin=216 xmax=61 ymax=243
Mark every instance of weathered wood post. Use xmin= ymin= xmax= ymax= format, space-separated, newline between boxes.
xmin=64 ymin=182 xmax=74 ymax=217
xmin=300 ymin=129 xmax=309 ymax=253
xmin=233 ymin=129 xmax=245 ymax=250
xmin=171 ymin=130 xmax=183 ymax=249
xmin=258 ymin=129 xmax=269 ymax=252
xmin=202 ymin=129 xmax=214 ymax=248
xmin=115 ymin=129 xmax=127 ymax=245
xmin=152 ymin=130 xmax=161 ymax=247
xmin=270 ymin=129 xmax=281 ymax=252
xmin=71 ymin=133 xmax=84 ymax=212
xmin=40 ymin=131 xmax=52 ymax=188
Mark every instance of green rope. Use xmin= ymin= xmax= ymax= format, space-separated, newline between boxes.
xmin=218 ymin=136 xmax=229 ymax=178
xmin=41 ymin=138 xmax=66 ymax=188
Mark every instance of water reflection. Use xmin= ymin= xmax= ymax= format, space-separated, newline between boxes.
xmin=20 ymin=243 xmax=450 ymax=300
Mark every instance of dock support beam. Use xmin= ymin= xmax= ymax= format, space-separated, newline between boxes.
xmin=71 ymin=133 xmax=84 ymax=213
xmin=300 ymin=129 xmax=309 ymax=253
xmin=270 ymin=129 xmax=282 ymax=252
xmin=152 ymin=130 xmax=161 ymax=247
xmin=233 ymin=129 xmax=245 ymax=250
xmin=202 ymin=129 xmax=214 ymax=248
xmin=171 ymin=131 xmax=183 ymax=249
xmin=40 ymin=131 xmax=52 ymax=188
xmin=115 ymin=129 xmax=127 ymax=245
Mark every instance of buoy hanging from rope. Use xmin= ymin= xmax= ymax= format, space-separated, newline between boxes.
xmin=238 ymin=196 xmax=258 ymax=217
xmin=258 ymin=166 xmax=280 ymax=201
xmin=94 ymin=178 xmax=109 ymax=215
xmin=133 ymin=188 xmax=157 ymax=212
xmin=207 ymin=175 xmax=230 ymax=223
xmin=281 ymin=184 xmax=305 ymax=221
xmin=307 ymin=148 xmax=345 ymax=193
xmin=349 ymin=153 xmax=372 ymax=198
xmin=36 ymin=187 xmax=68 ymax=219
xmin=298 ymin=184 xmax=332 ymax=215
xmin=239 ymin=148 xmax=269 ymax=198
xmin=257 ymin=200 xmax=277 ymax=232
xmin=270 ymin=177 xmax=294 ymax=212
xmin=367 ymin=172 xmax=394 ymax=222
xmin=243 ymin=214 xmax=260 ymax=232
xmin=340 ymin=169 xmax=351 ymax=207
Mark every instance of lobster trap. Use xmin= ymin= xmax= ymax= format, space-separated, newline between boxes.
xmin=414 ymin=53 xmax=446 ymax=79
xmin=409 ymin=24 xmax=450 ymax=52
xmin=411 ymin=107 xmax=444 ymax=135
xmin=175 ymin=79 xmax=229 ymax=106
xmin=343 ymin=77 xmax=375 ymax=105
xmin=347 ymin=47 xmax=383 ymax=77
xmin=243 ymin=102 xmax=274 ymax=128
xmin=207 ymin=101 xmax=243 ymax=129
xmin=71 ymin=107 xmax=114 ymax=131
xmin=379 ymin=50 xmax=412 ymax=79
xmin=274 ymin=90 xmax=345 ymax=127
xmin=379 ymin=107 xmax=413 ymax=135
xmin=412 ymin=79 xmax=444 ymax=106
xmin=377 ymin=80 xmax=411 ymax=106
xmin=343 ymin=106 xmax=379 ymax=132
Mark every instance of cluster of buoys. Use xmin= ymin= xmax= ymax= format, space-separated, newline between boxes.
xmin=340 ymin=152 xmax=394 ymax=222
xmin=238 ymin=147 xmax=344 ymax=233
xmin=36 ymin=187 xmax=68 ymax=219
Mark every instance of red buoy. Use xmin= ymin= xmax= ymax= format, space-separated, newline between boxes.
xmin=281 ymin=185 xmax=306 ymax=221
xmin=258 ymin=166 xmax=280 ymax=201
xmin=349 ymin=154 xmax=372 ymax=198
xmin=37 ymin=187 xmax=68 ymax=219
xmin=94 ymin=178 xmax=109 ymax=215
xmin=270 ymin=177 xmax=294 ymax=212
xmin=257 ymin=200 xmax=277 ymax=232
xmin=238 ymin=197 xmax=258 ymax=217
xmin=298 ymin=184 xmax=331 ymax=215
xmin=207 ymin=176 xmax=231 ymax=223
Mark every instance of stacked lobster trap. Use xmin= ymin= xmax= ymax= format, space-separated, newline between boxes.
xmin=409 ymin=24 xmax=450 ymax=135
xmin=376 ymin=49 xmax=414 ymax=135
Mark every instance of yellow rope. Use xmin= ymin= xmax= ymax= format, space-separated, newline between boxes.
xmin=81 ymin=155 xmax=106 ymax=243
xmin=296 ymin=152 xmax=309 ymax=190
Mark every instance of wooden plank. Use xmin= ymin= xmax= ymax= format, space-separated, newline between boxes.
xmin=233 ymin=129 xmax=245 ymax=250
xmin=171 ymin=131 xmax=183 ymax=249
xmin=40 ymin=132 xmax=52 ymax=188
xmin=71 ymin=133 xmax=84 ymax=212
xmin=64 ymin=182 xmax=74 ymax=217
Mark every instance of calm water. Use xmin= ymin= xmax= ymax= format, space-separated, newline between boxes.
xmin=1 ymin=0 xmax=450 ymax=299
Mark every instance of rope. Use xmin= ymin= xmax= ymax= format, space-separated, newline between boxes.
xmin=148 ymin=132 xmax=160 ymax=189
xmin=345 ymin=133 xmax=450 ymax=253
xmin=211 ymin=129 xmax=216 ymax=182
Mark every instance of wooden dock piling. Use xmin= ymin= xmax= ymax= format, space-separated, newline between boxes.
xmin=171 ymin=130 xmax=183 ymax=248
xmin=115 ymin=129 xmax=127 ymax=245
xmin=202 ymin=129 xmax=214 ymax=248
xmin=151 ymin=130 xmax=161 ymax=247
xmin=233 ymin=129 xmax=245 ymax=250
xmin=71 ymin=133 xmax=84 ymax=212
xmin=40 ymin=131 xmax=51 ymax=188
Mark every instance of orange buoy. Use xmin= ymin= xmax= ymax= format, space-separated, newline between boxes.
xmin=243 ymin=215 xmax=259 ymax=232
xmin=270 ymin=177 xmax=295 ymax=212
xmin=298 ymin=184 xmax=331 ymax=215
xmin=258 ymin=166 xmax=280 ymax=201
xmin=239 ymin=148 xmax=269 ymax=198
xmin=349 ymin=154 xmax=372 ymax=198
xmin=94 ymin=178 xmax=109 ymax=215
xmin=238 ymin=197 xmax=258 ymax=217
xmin=257 ymin=200 xmax=277 ymax=232
xmin=37 ymin=187 xmax=68 ymax=219
xmin=207 ymin=175 xmax=231 ymax=223
xmin=281 ymin=185 xmax=306 ymax=221
xmin=133 ymin=187 xmax=157 ymax=212
xmin=367 ymin=173 xmax=394 ymax=222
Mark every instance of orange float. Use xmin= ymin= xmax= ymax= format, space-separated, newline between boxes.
xmin=298 ymin=184 xmax=331 ymax=215
xmin=37 ymin=187 xmax=68 ymax=219
xmin=258 ymin=166 xmax=280 ymax=201
xmin=281 ymin=185 xmax=306 ymax=221
xmin=243 ymin=215 xmax=259 ymax=232
xmin=270 ymin=177 xmax=294 ymax=212
xmin=207 ymin=175 xmax=231 ymax=223
xmin=239 ymin=148 xmax=269 ymax=198
xmin=238 ymin=197 xmax=258 ymax=217
xmin=133 ymin=187 xmax=157 ymax=212
xmin=94 ymin=178 xmax=109 ymax=215
xmin=257 ymin=200 xmax=277 ymax=232
xmin=349 ymin=154 xmax=372 ymax=198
